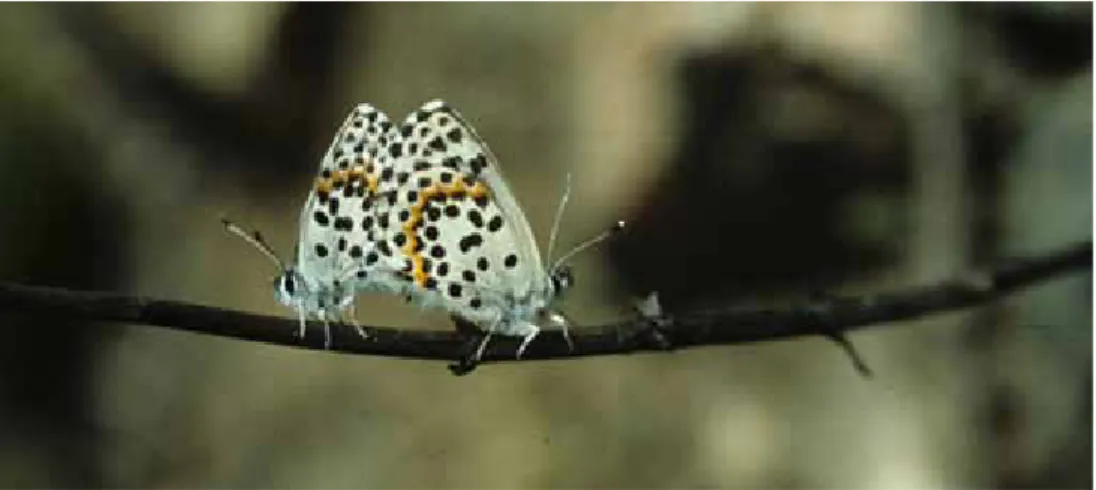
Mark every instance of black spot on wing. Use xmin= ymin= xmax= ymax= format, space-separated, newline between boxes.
xmin=487 ymin=215 xmax=503 ymax=232
xmin=428 ymin=136 xmax=446 ymax=152
xmin=446 ymin=127 xmax=462 ymax=144
xmin=458 ymin=233 xmax=483 ymax=253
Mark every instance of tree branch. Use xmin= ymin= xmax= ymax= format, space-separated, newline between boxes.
xmin=0 ymin=241 xmax=1089 ymax=371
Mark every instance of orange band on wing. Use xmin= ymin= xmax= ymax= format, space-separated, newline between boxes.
xmin=404 ymin=179 xmax=489 ymax=287
xmin=313 ymin=163 xmax=379 ymax=198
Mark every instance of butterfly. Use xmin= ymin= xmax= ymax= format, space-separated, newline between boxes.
xmin=226 ymin=99 xmax=621 ymax=357
xmin=364 ymin=99 xmax=623 ymax=359
xmin=224 ymin=103 xmax=411 ymax=347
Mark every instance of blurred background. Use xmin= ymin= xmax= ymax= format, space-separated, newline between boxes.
xmin=0 ymin=2 xmax=1090 ymax=488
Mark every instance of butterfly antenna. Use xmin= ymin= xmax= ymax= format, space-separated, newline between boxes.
xmin=545 ymin=172 xmax=573 ymax=265
xmin=221 ymin=216 xmax=285 ymax=271
xmin=550 ymin=220 xmax=625 ymax=273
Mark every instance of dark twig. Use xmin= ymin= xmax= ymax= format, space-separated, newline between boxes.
xmin=0 ymin=242 xmax=1088 ymax=370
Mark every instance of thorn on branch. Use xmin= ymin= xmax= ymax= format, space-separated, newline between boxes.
xmin=448 ymin=317 xmax=484 ymax=376
xmin=632 ymin=292 xmax=675 ymax=351
xmin=805 ymin=294 xmax=874 ymax=378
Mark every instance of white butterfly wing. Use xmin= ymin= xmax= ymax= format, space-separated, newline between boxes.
xmin=293 ymin=103 xmax=403 ymax=294
xmin=369 ymin=100 xmax=551 ymax=324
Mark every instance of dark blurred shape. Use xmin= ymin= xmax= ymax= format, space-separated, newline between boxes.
xmin=54 ymin=3 xmax=363 ymax=188
xmin=613 ymin=45 xmax=910 ymax=309
xmin=961 ymin=3 xmax=1093 ymax=78
xmin=0 ymin=86 xmax=130 ymax=487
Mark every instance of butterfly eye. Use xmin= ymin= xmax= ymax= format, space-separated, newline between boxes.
xmin=271 ymin=272 xmax=299 ymax=308
xmin=282 ymin=274 xmax=296 ymax=296
xmin=551 ymin=266 xmax=574 ymax=296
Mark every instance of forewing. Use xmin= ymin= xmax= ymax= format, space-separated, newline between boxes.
xmin=369 ymin=100 xmax=549 ymax=321
xmin=294 ymin=103 xmax=402 ymax=291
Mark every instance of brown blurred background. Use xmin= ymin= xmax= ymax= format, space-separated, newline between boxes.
xmin=0 ymin=2 xmax=1090 ymax=488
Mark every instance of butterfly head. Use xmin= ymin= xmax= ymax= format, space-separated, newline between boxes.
xmin=222 ymin=217 xmax=309 ymax=307
xmin=548 ymin=264 xmax=574 ymax=299
xmin=273 ymin=266 xmax=307 ymax=307
xmin=543 ymin=172 xmax=623 ymax=303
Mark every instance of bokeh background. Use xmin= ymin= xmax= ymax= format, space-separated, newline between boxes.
xmin=0 ymin=2 xmax=1091 ymax=488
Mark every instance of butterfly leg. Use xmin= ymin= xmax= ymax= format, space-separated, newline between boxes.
xmin=471 ymin=315 xmax=504 ymax=362
xmin=448 ymin=316 xmax=489 ymax=376
xmin=541 ymin=309 xmax=574 ymax=352
xmin=296 ymin=303 xmax=308 ymax=339
xmin=561 ymin=324 xmax=574 ymax=352
xmin=515 ymin=322 xmax=540 ymax=360
xmin=346 ymin=302 xmax=368 ymax=339
xmin=317 ymin=309 xmax=332 ymax=349
xmin=335 ymin=266 xmax=372 ymax=340
xmin=473 ymin=332 xmax=494 ymax=362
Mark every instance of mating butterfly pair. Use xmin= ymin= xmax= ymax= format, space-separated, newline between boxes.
xmin=226 ymin=100 xmax=620 ymax=360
